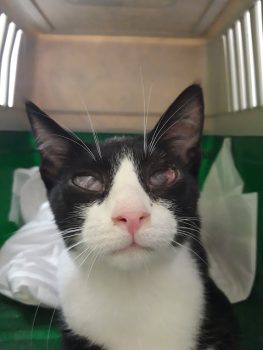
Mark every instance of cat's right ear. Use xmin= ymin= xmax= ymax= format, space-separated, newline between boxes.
xmin=26 ymin=102 xmax=79 ymax=190
xmin=147 ymin=84 xmax=204 ymax=175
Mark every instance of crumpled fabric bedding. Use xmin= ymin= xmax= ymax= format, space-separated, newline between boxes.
xmin=0 ymin=168 xmax=63 ymax=308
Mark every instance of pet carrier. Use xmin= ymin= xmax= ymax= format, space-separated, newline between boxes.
xmin=0 ymin=0 xmax=262 ymax=349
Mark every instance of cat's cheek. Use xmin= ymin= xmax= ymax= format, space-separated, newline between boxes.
xmin=136 ymin=201 xmax=177 ymax=249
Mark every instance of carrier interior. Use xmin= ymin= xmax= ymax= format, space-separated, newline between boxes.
xmin=0 ymin=0 xmax=262 ymax=134
xmin=0 ymin=1 xmax=262 ymax=349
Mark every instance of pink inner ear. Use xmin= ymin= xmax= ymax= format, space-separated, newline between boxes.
xmin=164 ymin=118 xmax=201 ymax=163
xmin=147 ymin=86 xmax=204 ymax=161
xmin=167 ymin=118 xmax=199 ymax=139
xmin=39 ymin=138 xmax=70 ymax=180
xmin=172 ymin=135 xmax=200 ymax=163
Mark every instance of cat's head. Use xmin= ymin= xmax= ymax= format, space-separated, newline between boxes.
xmin=26 ymin=84 xmax=204 ymax=271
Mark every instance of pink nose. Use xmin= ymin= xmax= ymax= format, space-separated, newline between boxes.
xmin=112 ymin=211 xmax=150 ymax=236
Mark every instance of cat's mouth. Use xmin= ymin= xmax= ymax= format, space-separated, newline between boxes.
xmin=112 ymin=242 xmax=152 ymax=254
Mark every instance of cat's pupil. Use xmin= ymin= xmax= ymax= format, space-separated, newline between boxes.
xmin=149 ymin=168 xmax=177 ymax=187
xmin=73 ymin=175 xmax=103 ymax=192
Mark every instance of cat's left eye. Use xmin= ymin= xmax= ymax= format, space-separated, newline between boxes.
xmin=149 ymin=168 xmax=178 ymax=188
xmin=72 ymin=175 xmax=104 ymax=192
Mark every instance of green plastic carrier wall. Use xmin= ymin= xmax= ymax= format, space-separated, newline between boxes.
xmin=0 ymin=131 xmax=262 ymax=350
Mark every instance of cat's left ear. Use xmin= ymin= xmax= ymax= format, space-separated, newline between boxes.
xmin=147 ymin=84 xmax=204 ymax=169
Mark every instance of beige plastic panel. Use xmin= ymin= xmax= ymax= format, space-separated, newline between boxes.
xmin=14 ymin=33 xmax=37 ymax=107
xmin=204 ymin=36 xmax=229 ymax=115
xmin=2 ymin=31 xmax=263 ymax=135
xmin=27 ymin=34 xmax=205 ymax=132
xmin=0 ymin=34 xmax=206 ymax=131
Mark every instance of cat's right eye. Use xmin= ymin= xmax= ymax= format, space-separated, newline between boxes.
xmin=148 ymin=168 xmax=178 ymax=188
xmin=72 ymin=175 xmax=104 ymax=193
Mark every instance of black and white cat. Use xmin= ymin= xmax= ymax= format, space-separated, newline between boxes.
xmin=26 ymin=85 xmax=237 ymax=350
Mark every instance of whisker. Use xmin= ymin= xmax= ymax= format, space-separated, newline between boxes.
xmin=85 ymin=249 xmax=102 ymax=282
xmin=63 ymin=125 xmax=97 ymax=161
xmin=140 ymin=66 xmax=147 ymax=155
xmin=60 ymin=226 xmax=83 ymax=232
xmin=178 ymin=222 xmax=201 ymax=231
xmin=60 ymin=229 xmax=81 ymax=235
xmin=177 ymin=217 xmax=200 ymax=228
xmin=142 ymin=256 xmax=151 ymax=275
xmin=181 ymin=221 xmax=201 ymax=228
xmin=30 ymin=303 xmax=41 ymax=349
xmin=177 ymin=218 xmax=211 ymax=237
xmin=177 ymin=216 xmax=201 ymax=221
xmin=61 ymin=227 xmax=81 ymax=232
xmin=61 ymin=233 xmax=82 ymax=239
xmin=66 ymin=240 xmax=86 ymax=252
xmin=171 ymin=241 xmax=207 ymax=266
xmin=176 ymin=230 xmax=203 ymax=245
xmin=60 ymin=230 xmax=81 ymax=236
xmin=46 ymin=307 xmax=57 ymax=350
xmin=178 ymin=228 xmax=201 ymax=237
xmin=145 ymin=84 xmax=153 ymax=155
xmin=78 ymin=246 xmax=99 ymax=268
xmin=149 ymin=105 xmax=201 ymax=156
xmin=40 ymin=106 xmax=97 ymax=161
xmin=81 ymin=99 xmax=102 ymax=159
xmin=148 ymin=95 xmax=196 ymax=154
xmin=49 ymin=133 xmax=96 ymax=161
xmin=31 ymin=108 xmax=96 ymax=159
xmin=178 ymin=221 xmax=200 ymax=228
xmin=148 ymin=95 xmax=199 ymax=155
xmin=73 ymin=245 xmax=94 ymax=263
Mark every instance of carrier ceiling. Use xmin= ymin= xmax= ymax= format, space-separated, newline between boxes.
xmin=0 ymin=0 xmax=231 ymax=37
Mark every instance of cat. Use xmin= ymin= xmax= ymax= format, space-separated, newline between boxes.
xmin=26 ymin=84 xmax=238 ymax=350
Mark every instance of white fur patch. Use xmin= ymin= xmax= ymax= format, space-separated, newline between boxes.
xmin=58 ymin=245 xmax=204 ymax=350
xmin=79 ymin=156 xmax=177 ymax=270
xmin=58 ymin=155 xmax=205 ymax=349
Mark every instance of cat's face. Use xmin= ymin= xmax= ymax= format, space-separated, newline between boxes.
xmin=26 ymin=84 xmax=204 ymax=271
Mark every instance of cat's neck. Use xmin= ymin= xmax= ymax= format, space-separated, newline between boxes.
xmin=58 ymin=243 xmax=204 ymax=350
xmin=68 ymin=243 xmax=197 ymax=288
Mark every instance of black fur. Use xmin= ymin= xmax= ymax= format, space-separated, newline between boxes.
xmin=26 ymin=84 xmax=238 ymax=350
xmin=61 ymin=329 xmax=104 ymax=350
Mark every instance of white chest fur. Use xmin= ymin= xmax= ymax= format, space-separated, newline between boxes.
xmin=58 ymin=246 xmax=204 ymax=350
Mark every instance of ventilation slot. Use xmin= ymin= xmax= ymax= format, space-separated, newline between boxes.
xmin=0 ymin=13 xmax=23 ymax=108
xmin=222 ymin=1 xmax=263 ymax=111
xmin=234 ymin=20 xmax=247 ymax=110
xmin=253 ymin=0 xmax=263 ymax=106
xmin=222 ymin=34 xmax=231 ymax=112
xmin=8 ymin=29 xmax=23 ymax=108
xmin=226 ymin=28 xmax=239 ymax=111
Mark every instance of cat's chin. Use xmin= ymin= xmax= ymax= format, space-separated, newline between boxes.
xmin=104 ymin=245 xmax=172 ymax=271
xmin=112 ymin=242 xmax=153 ymax=254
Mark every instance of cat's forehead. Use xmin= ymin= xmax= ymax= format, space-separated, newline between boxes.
xmin=102 ymin=135 xmax=143 ymax=152
xmin=80 ymin=135 xmax=173 ymax=175
xmin=98 ymin=136 xmax=144 ymax=163
xmin=103 ymin=135 xmax=133 ymax=144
